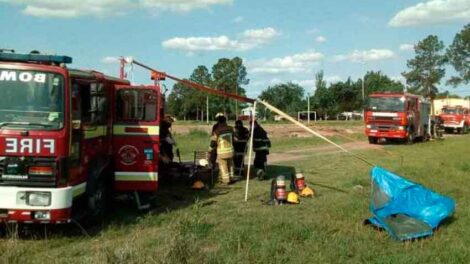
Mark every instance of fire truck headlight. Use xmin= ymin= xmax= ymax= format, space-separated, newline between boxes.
xmin=366 ymin=125 xmax=371 ymax=129
xmin=27 ymin=192 xmax=51 ymax=206
xmin=398 ymin=126 xmax=405 ymax=131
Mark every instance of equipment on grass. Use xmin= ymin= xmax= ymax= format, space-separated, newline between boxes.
xmin=273 ymin=175 xmax=287 ymax=204
xmin=287 ymin=192 xmax=300 ymax=204
xmin=295 ymin=172 xmax=306 ymax=192
xmin=300 ymin=186 xmax=315 ymax=197
xmin=191 ymin=180 xmax=205 ymax=190
xmin=366 ymin=167 xmax=455 ymax=240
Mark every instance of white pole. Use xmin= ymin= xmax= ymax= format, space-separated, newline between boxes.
xmin=206 ymin=96 xmax=209 ymax=124
xmin=307 ymin=94 xmax=310 ymax=125
xmin=244 ymin=102 xmax=257 ymax=202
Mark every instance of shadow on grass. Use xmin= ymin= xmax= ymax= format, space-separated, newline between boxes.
xmin=0 ymin=163 xmax=299 ymax=239
xmin=0 ymin=168 xmax=222 ymax=239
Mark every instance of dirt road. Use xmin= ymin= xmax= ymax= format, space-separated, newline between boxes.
xmin=268 ymin=140 xmax=383 ymax=163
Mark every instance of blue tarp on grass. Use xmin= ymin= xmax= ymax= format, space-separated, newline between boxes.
xmin=367 ymin=166 xmax=455 ymax=240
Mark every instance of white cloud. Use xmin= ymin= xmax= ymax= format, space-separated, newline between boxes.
xmin=306 ymin=28 xmax=319 ymax=34
xmin=389 ymin=0 xmax=470 ymax=27
xmin=315 ymin=36 xmax=327 ymax=43
xmin=233 ymin=16 xmax=244 ymax=23
xmin=101 ymin=56 xmax=120 ymax=64
xmin=391 ymin=75 xmax=406 ymax=83
xmin=325 ymin=75 xmax=342 ymax=84
xmin=293 ymin=79 xmax=316 ymax=89
xmin=399 ymin=44 xmax=415 ymax=51
xmin=162 ymin=27 xmax=280 ymax=52
xmin=2 ymin=0 xmax=232 ymax=18
xmin=141 ymin=0 xmax=232 ymax=12
xmin=247 ymin=51 xmax=325 ymax=74
xmin=334 ymin=49 xmax=395 ymax=63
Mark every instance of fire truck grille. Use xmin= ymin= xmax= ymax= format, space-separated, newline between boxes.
xmin=0 ymin=157 xmax=56 ymax=187
xmin=373 ymin=116 xmax=394 ymax=121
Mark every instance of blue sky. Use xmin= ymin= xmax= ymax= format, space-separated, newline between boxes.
xmin=0 ymin=0 xmax=469 ymax=97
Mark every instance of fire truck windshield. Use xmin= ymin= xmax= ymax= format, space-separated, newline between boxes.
xmin=0 ymin=70 xmax=64 ymax=130
xmin=442 ymin=108 xmax=462 ymax=115
xmin=367 ymin=97 xmax=405 ymax=112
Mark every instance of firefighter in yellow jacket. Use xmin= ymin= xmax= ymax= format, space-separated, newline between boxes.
xmin=210 ymin=113 xmax=235 ymax=185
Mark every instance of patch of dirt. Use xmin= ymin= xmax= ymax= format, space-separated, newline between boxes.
xmin=173 ymin=123 xmax=364 ymax=138
xmin=268 ymin=141 xmax=383 ymax=164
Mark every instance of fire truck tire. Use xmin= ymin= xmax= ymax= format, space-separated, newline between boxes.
xmin=85 ymin=170 xmax=109 ymax=222
xmin=460 ymin=125 xmax=468 ymax=134
xmin=368 ymin=137 xmax=378 ymax=144
xmin=405 ymin=132 xmax=414 ymax=145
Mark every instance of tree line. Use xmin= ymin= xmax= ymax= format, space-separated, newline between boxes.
xmin=166 ymin=23 xmax=469 ymax=120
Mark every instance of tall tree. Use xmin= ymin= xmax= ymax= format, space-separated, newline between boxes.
xmin=258 ymin=82 xmax=305 ymax=119
xmin=363 ymin=71 xmax=405 ymax=95
xmin=447 ymin=23 xmax=470 ymax=87
xmin=212 ymin=57 xmax=249 ymax=115
xmin=312 ymin=71 xmax=335 ymax=118
xmin=329 ymin=78 xmax=360 ymax=113
xmin=189 ymin=66 xmax=213 ymax=121
xmin=402 ymin=35 xmax=446 ymax=99
xmin=166 ymin=81 xmax=194 ymax=120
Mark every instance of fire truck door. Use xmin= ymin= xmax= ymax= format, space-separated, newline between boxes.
xmin=113 ymin=86 xmax=160 ymax=192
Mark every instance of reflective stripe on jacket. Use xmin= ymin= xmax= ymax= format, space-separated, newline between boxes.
xmin=210 ymin=123 xmax=234 ymax=159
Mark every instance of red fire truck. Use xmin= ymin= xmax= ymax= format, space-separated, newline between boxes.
xmin=365 ymin=92 xmax=431 ymax=144
xmin=439 ymin=106 xmax=470 ymax=134
xmin=0 ymin=51 xmax=163 ymax=223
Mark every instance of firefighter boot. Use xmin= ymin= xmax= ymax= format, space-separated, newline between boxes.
xmin=257 ymin=169 xmax=265 ymax=181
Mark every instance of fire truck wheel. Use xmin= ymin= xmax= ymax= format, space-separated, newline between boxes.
xmin=86 ymin=174 xmax=108 ymax=221
xmin=460 ymin=125 xmax=468 ymax=134
xmin=368 ymin=137 xmax=378 ymax=144
xmin=405 ymin=133 xmax=414 ymax=145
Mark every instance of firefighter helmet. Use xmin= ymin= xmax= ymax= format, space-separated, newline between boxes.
xmin=191 ymin=180 xmax=205 ymax=190
xmin=287 ymin=192 xmax=300 ymax=204
xmin=300 ymin=186 xmax=315 ymax=197
xmin=215 ymin=112 xmax=224 ymax=118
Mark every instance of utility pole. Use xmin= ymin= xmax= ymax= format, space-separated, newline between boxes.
xmin=362 ymin=72 xmax=366 ymax=121
xmin=206 ymin=96 xmax=209 ymax=124
xmin=235 ymin=85 xmax=238 ymax=119
xmin=307 ymin=93 xmax=310 ymax=125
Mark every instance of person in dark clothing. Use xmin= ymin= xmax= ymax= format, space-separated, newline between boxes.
xmin=233 ymin=120 xmax=249 ymax=176
xmin=209 ymin=113 xmax=224 ymax=168
xmin=251 ymin=120 xmax=271 ymax=180
xmin=160 ymin=116 xmax=175 ymax=164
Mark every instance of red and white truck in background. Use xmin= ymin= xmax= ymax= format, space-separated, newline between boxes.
xmin=438 ymin=105 xmax=470 ymax=134
xmin=0 ymin=51 xmax=163 ymax=224
xmin=365 ymin=92 xmax=431 ymax=144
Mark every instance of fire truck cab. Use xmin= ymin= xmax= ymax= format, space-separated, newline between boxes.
xmin=439 ymin=106 xmax=470 ymax=134
xmin=0 ymin=51 xmax=162 ymax=223
xmin=365 ymin=92 xmax=430 ymax=144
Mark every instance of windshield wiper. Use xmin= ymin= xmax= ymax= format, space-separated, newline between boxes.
xmin=0 ymin=121 xmax=54 ymax=128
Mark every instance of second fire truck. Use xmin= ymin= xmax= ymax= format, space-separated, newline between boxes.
xmin=365 ymin=92 xmax=431 ymax=144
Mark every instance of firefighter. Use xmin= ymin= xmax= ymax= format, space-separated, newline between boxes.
xmin=209 ymin=112 xmax=223 ymax=168
xmin=252 ymin=120 xmax=271 ymax=180
xmin=210 ymin=114 xmax=235 ymax=185
xmin=233 ymin=120 xmax=249 ymax=177
xmin=160 ymin=115 xmax=175 ymax=164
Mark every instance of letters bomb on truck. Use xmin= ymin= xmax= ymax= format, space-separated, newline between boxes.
xmin=0 ymin=52 xmax=163 ymax=223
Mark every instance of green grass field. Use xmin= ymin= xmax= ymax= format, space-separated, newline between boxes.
xmin=1 ymin=126 xmax=469 ymax=263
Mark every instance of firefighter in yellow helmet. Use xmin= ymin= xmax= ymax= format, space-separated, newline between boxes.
xmin=210 ymin=113 xmax=235 ymax=185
